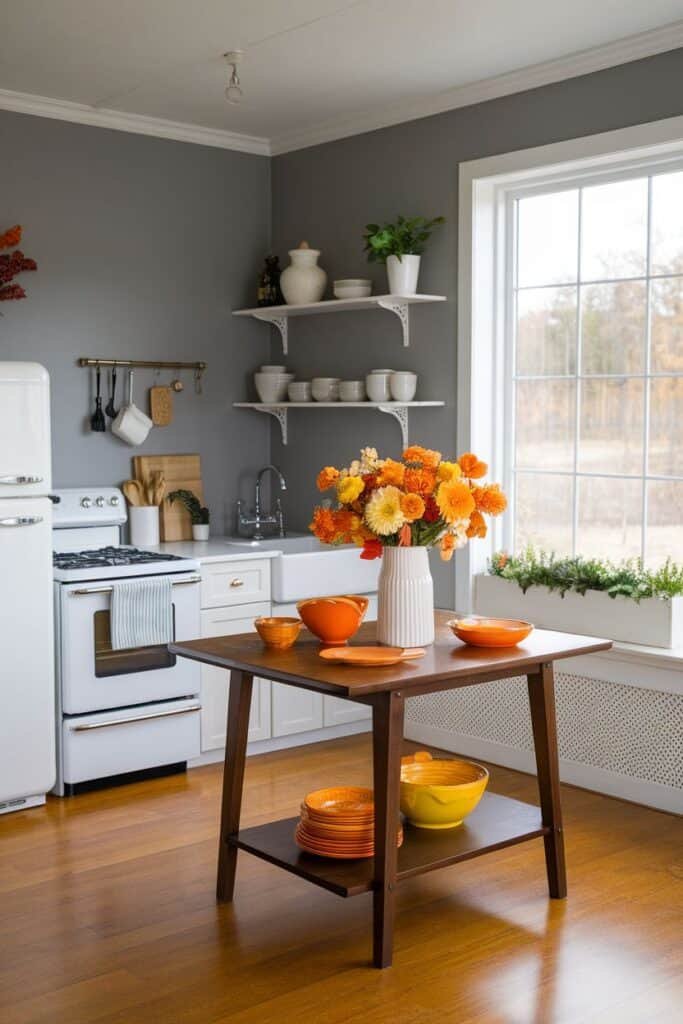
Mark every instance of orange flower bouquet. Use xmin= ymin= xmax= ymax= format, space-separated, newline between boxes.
xmin=310 ymin=445 xmax=506 ymax=562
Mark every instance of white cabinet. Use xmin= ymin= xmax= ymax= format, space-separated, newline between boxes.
xmin=200 ymin=558 xmax=270 ymax=609
xmin=272 ymin=683 xmax=323 ymax=737
xmin=323 ymin=695 xmax=371 ymax=728
xmin=199 ymin=597 xmax=272 ymax=751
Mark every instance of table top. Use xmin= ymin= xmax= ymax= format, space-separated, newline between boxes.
xmin=170 ymin=611 xmax=611 ymax=699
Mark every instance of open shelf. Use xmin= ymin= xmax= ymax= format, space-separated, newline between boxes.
xmin=233 ymin=793 xmax=546 ymax=899
xmin=233 ymin=400 xmax=445 ymax=446
xmin=233 ymin=294 xmax=447 ymax=352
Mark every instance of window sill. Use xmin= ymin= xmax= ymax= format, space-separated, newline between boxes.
xmin=561 ymin=639 xmax=683 ymax=695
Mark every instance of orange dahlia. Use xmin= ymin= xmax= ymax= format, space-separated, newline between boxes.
xmin=458 ymin=453 xmax=488 ymax=479
xmin=404 ymin=467 xmax=436 ymax=497
xmin=472 ymin=483 xmax=507 ymax=516
xmin=400 ymin=492 xmax=425 ymax=522
xmin=0 ymin=225 xmax=22 ymax=250
xmin=403 ymin=445 xmax=441 ymax=469
xmin=440 ymin=533 xmax=456 ymax=562
xmin=436 ymin=479 xmax=476 ymax=523
xmin=377 ymin=458 xmax=405 ymax=487
xmin=316 ymin=466 xmax=340 ymax=491
xmin=466 ymin=509 xmax=487 ymax=538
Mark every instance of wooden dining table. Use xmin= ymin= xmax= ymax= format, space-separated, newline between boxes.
xmin=170 ymin=611 xmax=611 ymax=968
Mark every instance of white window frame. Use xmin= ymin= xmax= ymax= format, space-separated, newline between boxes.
xmin=456 ymin=114 xmax=683 ymax=613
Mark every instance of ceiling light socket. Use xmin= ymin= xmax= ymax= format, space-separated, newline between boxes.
xmin=224 ymin=50 xmax=244 ymax=66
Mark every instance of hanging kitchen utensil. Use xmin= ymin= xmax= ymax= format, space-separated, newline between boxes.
xmin=112 ymin=370 xmax=153 ymax=446
xmin=90 ymin=366 xmax=106 ymax=432
xmin=104 ymin=366 xmax=118 ymax=419
xmin=122 ymin=479 xmax=145 ymax=506
xmin=149 ymin=385 xmax=173 ymax=426
xmin=170 ymin=378 xmax=184 ymax=392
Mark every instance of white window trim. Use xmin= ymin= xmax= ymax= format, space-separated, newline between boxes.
xmin=456 ymin=114 xmax=683 ymax=674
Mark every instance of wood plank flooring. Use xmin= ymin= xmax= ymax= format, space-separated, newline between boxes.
xmin=0 ymin=735 xmax=681 ymax=1023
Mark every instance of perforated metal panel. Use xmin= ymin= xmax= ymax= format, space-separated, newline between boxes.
xmin=405 ymin=672 xmax=683 ymax=789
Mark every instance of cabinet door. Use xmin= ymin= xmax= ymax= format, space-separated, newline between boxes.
xmin=199 ymin=604 xmax=271 ymax=751
xmin=272 ymin=683 xmax=323 ymax=738
xmin=323 ymin=695 xmax=371 ymax=728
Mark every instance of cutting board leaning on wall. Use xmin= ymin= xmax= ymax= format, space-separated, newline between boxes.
xmin=133 ymin=454 xmax=203 ymax=541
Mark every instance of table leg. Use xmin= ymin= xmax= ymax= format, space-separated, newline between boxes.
xmin=371 ymin=690 xmax=405 ymax=968
xmin=216 ymin=669 xmax=253 ymax=902
xmin=527 ymin=663 xmax=567 ymax=899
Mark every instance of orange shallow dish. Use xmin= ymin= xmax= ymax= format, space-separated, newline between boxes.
xmin=254 ymin=616 xmax=302 ymax=650
xmin=304 ymin=786 xmax=374 ymax=817
xmin=447 ymin=616 xmax=534 ymax=648
xmin=319 ymin=646 xmax=425 ymax=667
xmin=296 ymin=595 xmax=369 ymax=646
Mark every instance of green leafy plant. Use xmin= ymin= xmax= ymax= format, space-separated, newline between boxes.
xmin=363 ymin=215 xmax=445 ymax=264
xmin=168 ymin=489 xmax=209 ymax=525
xmin=489 ymin=547 xmax=683 ymax=602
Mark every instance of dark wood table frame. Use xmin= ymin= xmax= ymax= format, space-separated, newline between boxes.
xmin=171 ymin=612 xmax=610 ymax=968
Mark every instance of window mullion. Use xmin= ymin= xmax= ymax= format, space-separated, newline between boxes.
xmin=572 ymin=189 xmax=583 ymax=556
xmin=641 ymin=175 xmax=653 ymax=565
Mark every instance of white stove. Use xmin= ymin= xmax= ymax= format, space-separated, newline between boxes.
xmin=52 ymin=487 xmax=201 ymax=796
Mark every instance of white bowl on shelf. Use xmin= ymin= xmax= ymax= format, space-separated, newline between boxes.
xmin=311 ymin=377 xmax=340 ymax=402
xmin=288 ymin=381 xmax=312 ymax=402
xmin=339 ymin=380 xmax=366 ymax=402
xmin=333 ymin=279 xmax=372 ymax=299
xmin=260 ymin=365 xmax=287 ymax=374
xmin=390 ymin=371 xmax=418 ymax=402
xmin=255 ymin=372 xmax=294 ymax=403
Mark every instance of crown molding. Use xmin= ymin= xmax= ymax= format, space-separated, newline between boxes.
xmin=0 ymin=88 xmax=271 ymax=156
xmin=270 ymin=19 xmax=683 ymax=155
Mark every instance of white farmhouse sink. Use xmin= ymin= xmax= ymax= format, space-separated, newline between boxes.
xmin=227 ymin=534 xmax=380 ymax=602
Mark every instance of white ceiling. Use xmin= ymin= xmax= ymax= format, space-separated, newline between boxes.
xmin=1 ymin=1 xmax=682 ymax=153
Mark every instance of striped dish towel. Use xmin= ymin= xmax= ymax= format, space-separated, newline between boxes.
xmin=110 ymin=577 xmax=173 ymax=651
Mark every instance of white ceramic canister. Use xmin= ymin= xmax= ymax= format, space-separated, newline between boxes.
xmin=366 ymin=369 xmax=393 ymax=403
xmin=377 ymin=546 xmax=435 ymax=647
xmin=390 ymin=371 xmax=418 ymax=401
xmin=129 ymin=506 xmax=160 ymax=547
xmin=280 ymin=241 xmax=327 ymax=305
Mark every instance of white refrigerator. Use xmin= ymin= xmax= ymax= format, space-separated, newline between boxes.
xmin=0 ymin=362 xmax=55 ymax=812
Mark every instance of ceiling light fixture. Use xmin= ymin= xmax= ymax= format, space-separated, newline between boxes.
xmin=224 ymin=51 xmax=244 ymax=105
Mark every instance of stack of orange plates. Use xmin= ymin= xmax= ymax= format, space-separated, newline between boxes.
xmin=295 ymin=786 xmax=403 ymax=859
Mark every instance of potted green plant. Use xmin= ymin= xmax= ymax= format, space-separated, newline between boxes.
xmin=168 ymin=489 xmax=210 ymax=541
xmin=363 ymin=215 xmax=444 ymax=295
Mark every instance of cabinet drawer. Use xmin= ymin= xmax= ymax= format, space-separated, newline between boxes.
xmin=200 ymin=558 xmax=270 ymax=609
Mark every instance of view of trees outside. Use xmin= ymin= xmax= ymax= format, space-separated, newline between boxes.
xmin=512 ymin=170 xmax=683 ymax=566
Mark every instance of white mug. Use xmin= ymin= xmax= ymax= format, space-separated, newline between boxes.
xmin=112 ymin=370 xmax=153 ymax=446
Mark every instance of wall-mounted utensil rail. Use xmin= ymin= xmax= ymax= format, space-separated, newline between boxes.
xmin=78 ymin=359 xmax=207 ymax=371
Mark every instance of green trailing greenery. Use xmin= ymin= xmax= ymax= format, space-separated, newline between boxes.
xmin=363 ymin=215 xmax=445 ymax=264
xmin=168 ymin=489 xmax=209 ymax=525
xmin=489 ymin=547 xmax=683 ymax=602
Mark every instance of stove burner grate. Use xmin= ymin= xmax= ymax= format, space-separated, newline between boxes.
xmin=53 ymin=546 xmax=187 ymax=570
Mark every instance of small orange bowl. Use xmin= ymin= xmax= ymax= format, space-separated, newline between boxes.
xmin=254 ymin=616 xmax=302 ymax=650
xmin=447 ymin=616 xmax=533 ymax=648
xmin=296 ymin=595 xmax=369 ymax=646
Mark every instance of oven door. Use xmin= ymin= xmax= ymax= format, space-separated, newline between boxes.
xmin=58 ymin=573 xmax=201 ymax=714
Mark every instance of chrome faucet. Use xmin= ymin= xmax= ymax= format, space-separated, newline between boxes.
xmin=237 ymin=464 xmax=287 ymax=540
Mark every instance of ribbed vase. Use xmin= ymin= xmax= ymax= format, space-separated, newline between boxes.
xmin=377 ymin=546 xmax=435 ymax=647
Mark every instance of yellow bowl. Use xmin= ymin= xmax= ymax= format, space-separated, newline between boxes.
xmin=400 ymin=754 xmax=489 ymax=829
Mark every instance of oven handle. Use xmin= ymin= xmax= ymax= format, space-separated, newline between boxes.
xmin=70 ymin=704 xmax=201 ymax=731
xmin=68 ymin=575 xmax=201 ymax=596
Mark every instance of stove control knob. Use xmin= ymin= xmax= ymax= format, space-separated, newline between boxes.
xmin=81 ymin=497 xmax=92 ymax=508
xmin=109 ymin=495 xmax=120 ymax=507
xmin=95 ymin=496 xmax=106 ymax=507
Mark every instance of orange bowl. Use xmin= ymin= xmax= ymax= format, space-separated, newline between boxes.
xmin=296 ymin=595 xmax=369 ymax=646
xmin=254 ymin=616 xmax=302 ymax=650
xmin=304 ymin=785 xmax=374 ymax=817
xmin=447 ymin=616 xmax=533 ymax=648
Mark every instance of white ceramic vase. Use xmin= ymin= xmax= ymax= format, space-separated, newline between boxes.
xmin=386 ymin=253 xmax=421 ymax=295
xmin=377 ymin=546 xmax=435 ymax=647
xmin=281 ymin=244 xmax=327 ymax=304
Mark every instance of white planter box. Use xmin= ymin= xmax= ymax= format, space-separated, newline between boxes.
xmin=473 ymin=574 xmax=683 ymax=649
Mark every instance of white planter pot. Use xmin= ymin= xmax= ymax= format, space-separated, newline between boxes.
xmin=192 ymin=524 xmax=210 ymax=541
xmin=386 ymin=254 xmax=420 ymax=295
xmin=128 ymin=506 xmax=160 ymax=547
xmin=474 ymin=574 xmax=683 ymax=649
xmin=280 ymin=246 xmax=327 ymax=305
xmin=377 ymin=546 xmax=434 ymax=647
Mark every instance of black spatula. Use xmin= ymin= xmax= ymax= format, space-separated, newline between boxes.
xmin=90 ymin=366 xmax=106 ymax=432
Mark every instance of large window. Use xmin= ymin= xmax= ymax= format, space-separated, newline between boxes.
xmin=507 ymin=168 xmax=683 ymax=566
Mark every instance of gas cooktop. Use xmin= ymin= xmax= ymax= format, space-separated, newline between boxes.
xmin=53 ymin=546 xmax=200 ymax=583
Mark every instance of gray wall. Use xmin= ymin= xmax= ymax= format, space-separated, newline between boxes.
xmin=271 ymin=48 xmax=683 ymax=604
xmin=0 ymin=110 xmax=271 ymax=533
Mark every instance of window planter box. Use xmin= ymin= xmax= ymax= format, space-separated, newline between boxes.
xmin=473 ymin=574 xmax=683 ymax=649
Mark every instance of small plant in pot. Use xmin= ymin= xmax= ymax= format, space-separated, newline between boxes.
xmin=168 ymin=489 xmax=210 ymax=540
xmin=363 ymin=215 xmax=444 ymax=295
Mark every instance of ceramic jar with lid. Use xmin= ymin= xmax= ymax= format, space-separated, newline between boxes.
xmin=280 ymin=241 xmax=327 ymax=305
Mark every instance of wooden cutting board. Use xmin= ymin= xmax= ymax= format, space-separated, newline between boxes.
xmin=132 ymin=453 xmax=203 ymax=541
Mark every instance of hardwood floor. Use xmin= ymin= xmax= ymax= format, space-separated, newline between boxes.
xmin=0 ymin=735 xmax=681 ymax=1024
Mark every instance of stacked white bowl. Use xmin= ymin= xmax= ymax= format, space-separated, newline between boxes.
xmin=254 ymin=365 xmax=294 ymax=403
xmin=311 ymin=377 xmax=341 ymax=402
xmin=288 ymin=381 xmax=312 ymax=402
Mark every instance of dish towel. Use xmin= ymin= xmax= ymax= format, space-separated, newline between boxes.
xmin=110 ymin=577 xmax=173 ymax=651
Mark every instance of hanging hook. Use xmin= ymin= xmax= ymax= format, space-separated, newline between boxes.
xmin=194 ymin=366 xmax=204 ymax=395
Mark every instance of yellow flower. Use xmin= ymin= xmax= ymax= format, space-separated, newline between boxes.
xmin=436 ymin=479 xmax=476 ymax=524
xmin=337 ymin=475 xmax=365 ymax=505
xmin=437 ymin=460 xmax=461 ymax=483
xmin=365 ymin=485 xmax=405 ymax=536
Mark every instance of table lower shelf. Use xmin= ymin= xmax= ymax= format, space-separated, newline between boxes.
xmin=233 ymin=792 xmax=547 ymax=898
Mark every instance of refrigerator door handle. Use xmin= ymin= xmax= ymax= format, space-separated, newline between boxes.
xmin=0 ymin=515 xmax=44 ymax=527
xmin=0 ymin=475 xmax=44 ymax=485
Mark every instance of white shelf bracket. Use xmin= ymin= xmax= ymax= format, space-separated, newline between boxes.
xmin=254 ymin=312 xmax=289 ymax=354
xmin=378 ymin=404 xmax=410 ymax=447
xmin=257 ymin=405 xmax=288 ymax=444
xmin=377 ymin=299 xmax=410 ymax=347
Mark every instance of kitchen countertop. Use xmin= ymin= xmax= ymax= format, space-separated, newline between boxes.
xmin=150 ymin=536 xmax=282 ymax=563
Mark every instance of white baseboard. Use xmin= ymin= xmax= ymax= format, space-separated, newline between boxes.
xmin=189 ymin=719 xmax=372 ymax=768
xmin=405 ymin=721 xmax=683 ymax=816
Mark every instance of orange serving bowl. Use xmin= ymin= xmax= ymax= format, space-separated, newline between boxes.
xmin=254 ymin=616 xmax=302 ymax=650
xmin=447 ymin=616 xmax=534 ymax=648
xmin=296 ymin=595 xmax=369 ymax=646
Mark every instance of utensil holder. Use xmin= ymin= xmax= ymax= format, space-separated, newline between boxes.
xmin=129 ymin=506 xmax=160 ymax=547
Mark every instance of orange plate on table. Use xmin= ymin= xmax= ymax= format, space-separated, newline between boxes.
xmin=319 ymin=646 xmax=425 ymax=667
xmin=447 ymin=616 xmax=534 ymax=648
xmin=295 ymin=824 xmax=403 ymax=859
